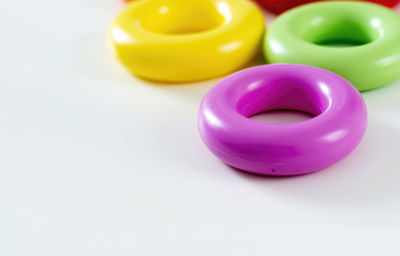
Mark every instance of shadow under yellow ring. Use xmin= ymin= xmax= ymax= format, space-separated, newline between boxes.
xmin=109 ymin=0 xmax=265 ymax=82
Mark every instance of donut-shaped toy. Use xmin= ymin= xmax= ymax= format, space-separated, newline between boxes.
xmin=264 ymin=2 xmax=400 ymax=91
xmin=198 ymin=64 xmax=367 ymax=176
xmin=253 ymin=0 xmax=400 ymax=14
xmin=109 ymin=0 xmax=264 ymax=82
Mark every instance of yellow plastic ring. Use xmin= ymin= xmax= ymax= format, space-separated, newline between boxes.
xmin=109 ymin=0 xmax=265 ymax=82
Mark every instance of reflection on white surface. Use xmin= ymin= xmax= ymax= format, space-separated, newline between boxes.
xmin=370 ymin=111 xmax=400 ymax=130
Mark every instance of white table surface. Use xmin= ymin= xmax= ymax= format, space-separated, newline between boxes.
xmin=1 ymin=1 xmax=400 ymax=255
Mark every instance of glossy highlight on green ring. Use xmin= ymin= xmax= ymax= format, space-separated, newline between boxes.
xmin=264 ymin=1 xmax=400 ymax=91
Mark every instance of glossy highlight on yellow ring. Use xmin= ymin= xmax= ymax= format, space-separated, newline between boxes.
xmin=109 ymin=0 xmax=265 ymax=82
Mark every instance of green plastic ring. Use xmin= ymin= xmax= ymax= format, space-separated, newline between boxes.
xmin=264 ymin=2 xmax=400 ymax=91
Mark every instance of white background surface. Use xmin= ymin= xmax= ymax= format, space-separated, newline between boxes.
xmin=1 ymin=0 xmax=400 ymax=255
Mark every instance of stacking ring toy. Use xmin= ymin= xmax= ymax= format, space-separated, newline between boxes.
xmin=253 ymin=0 xmax=400 ymax=14
xmin=109 ymin=0 xmax=264 ymax=82
xmin=198 ymin=64 xmax=367 ymax=176
xmin=253 ymin=0 xmax=318 ymax=14
xmin=264 ymin=2 xmax=400 ymax=91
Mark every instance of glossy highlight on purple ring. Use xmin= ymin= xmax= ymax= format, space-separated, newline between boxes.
xmin=198 ymin=64 xmax=368 ymax=176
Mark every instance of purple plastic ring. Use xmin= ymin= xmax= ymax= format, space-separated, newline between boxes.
xmin=198 ymin=64 xmax=368 ymax=176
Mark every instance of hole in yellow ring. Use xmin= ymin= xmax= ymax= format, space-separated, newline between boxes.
xmin=138 ymin=0 xmax=226 ymax=35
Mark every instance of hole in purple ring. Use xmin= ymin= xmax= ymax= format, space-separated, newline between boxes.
xmin=235 ymin=77 xmax=331 ymax=124
xmin=249 ymin=109 xmax=316 ymax=124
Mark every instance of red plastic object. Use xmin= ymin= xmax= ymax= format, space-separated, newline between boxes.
xmin=253 ymin=0 xmax=400 ymax=14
